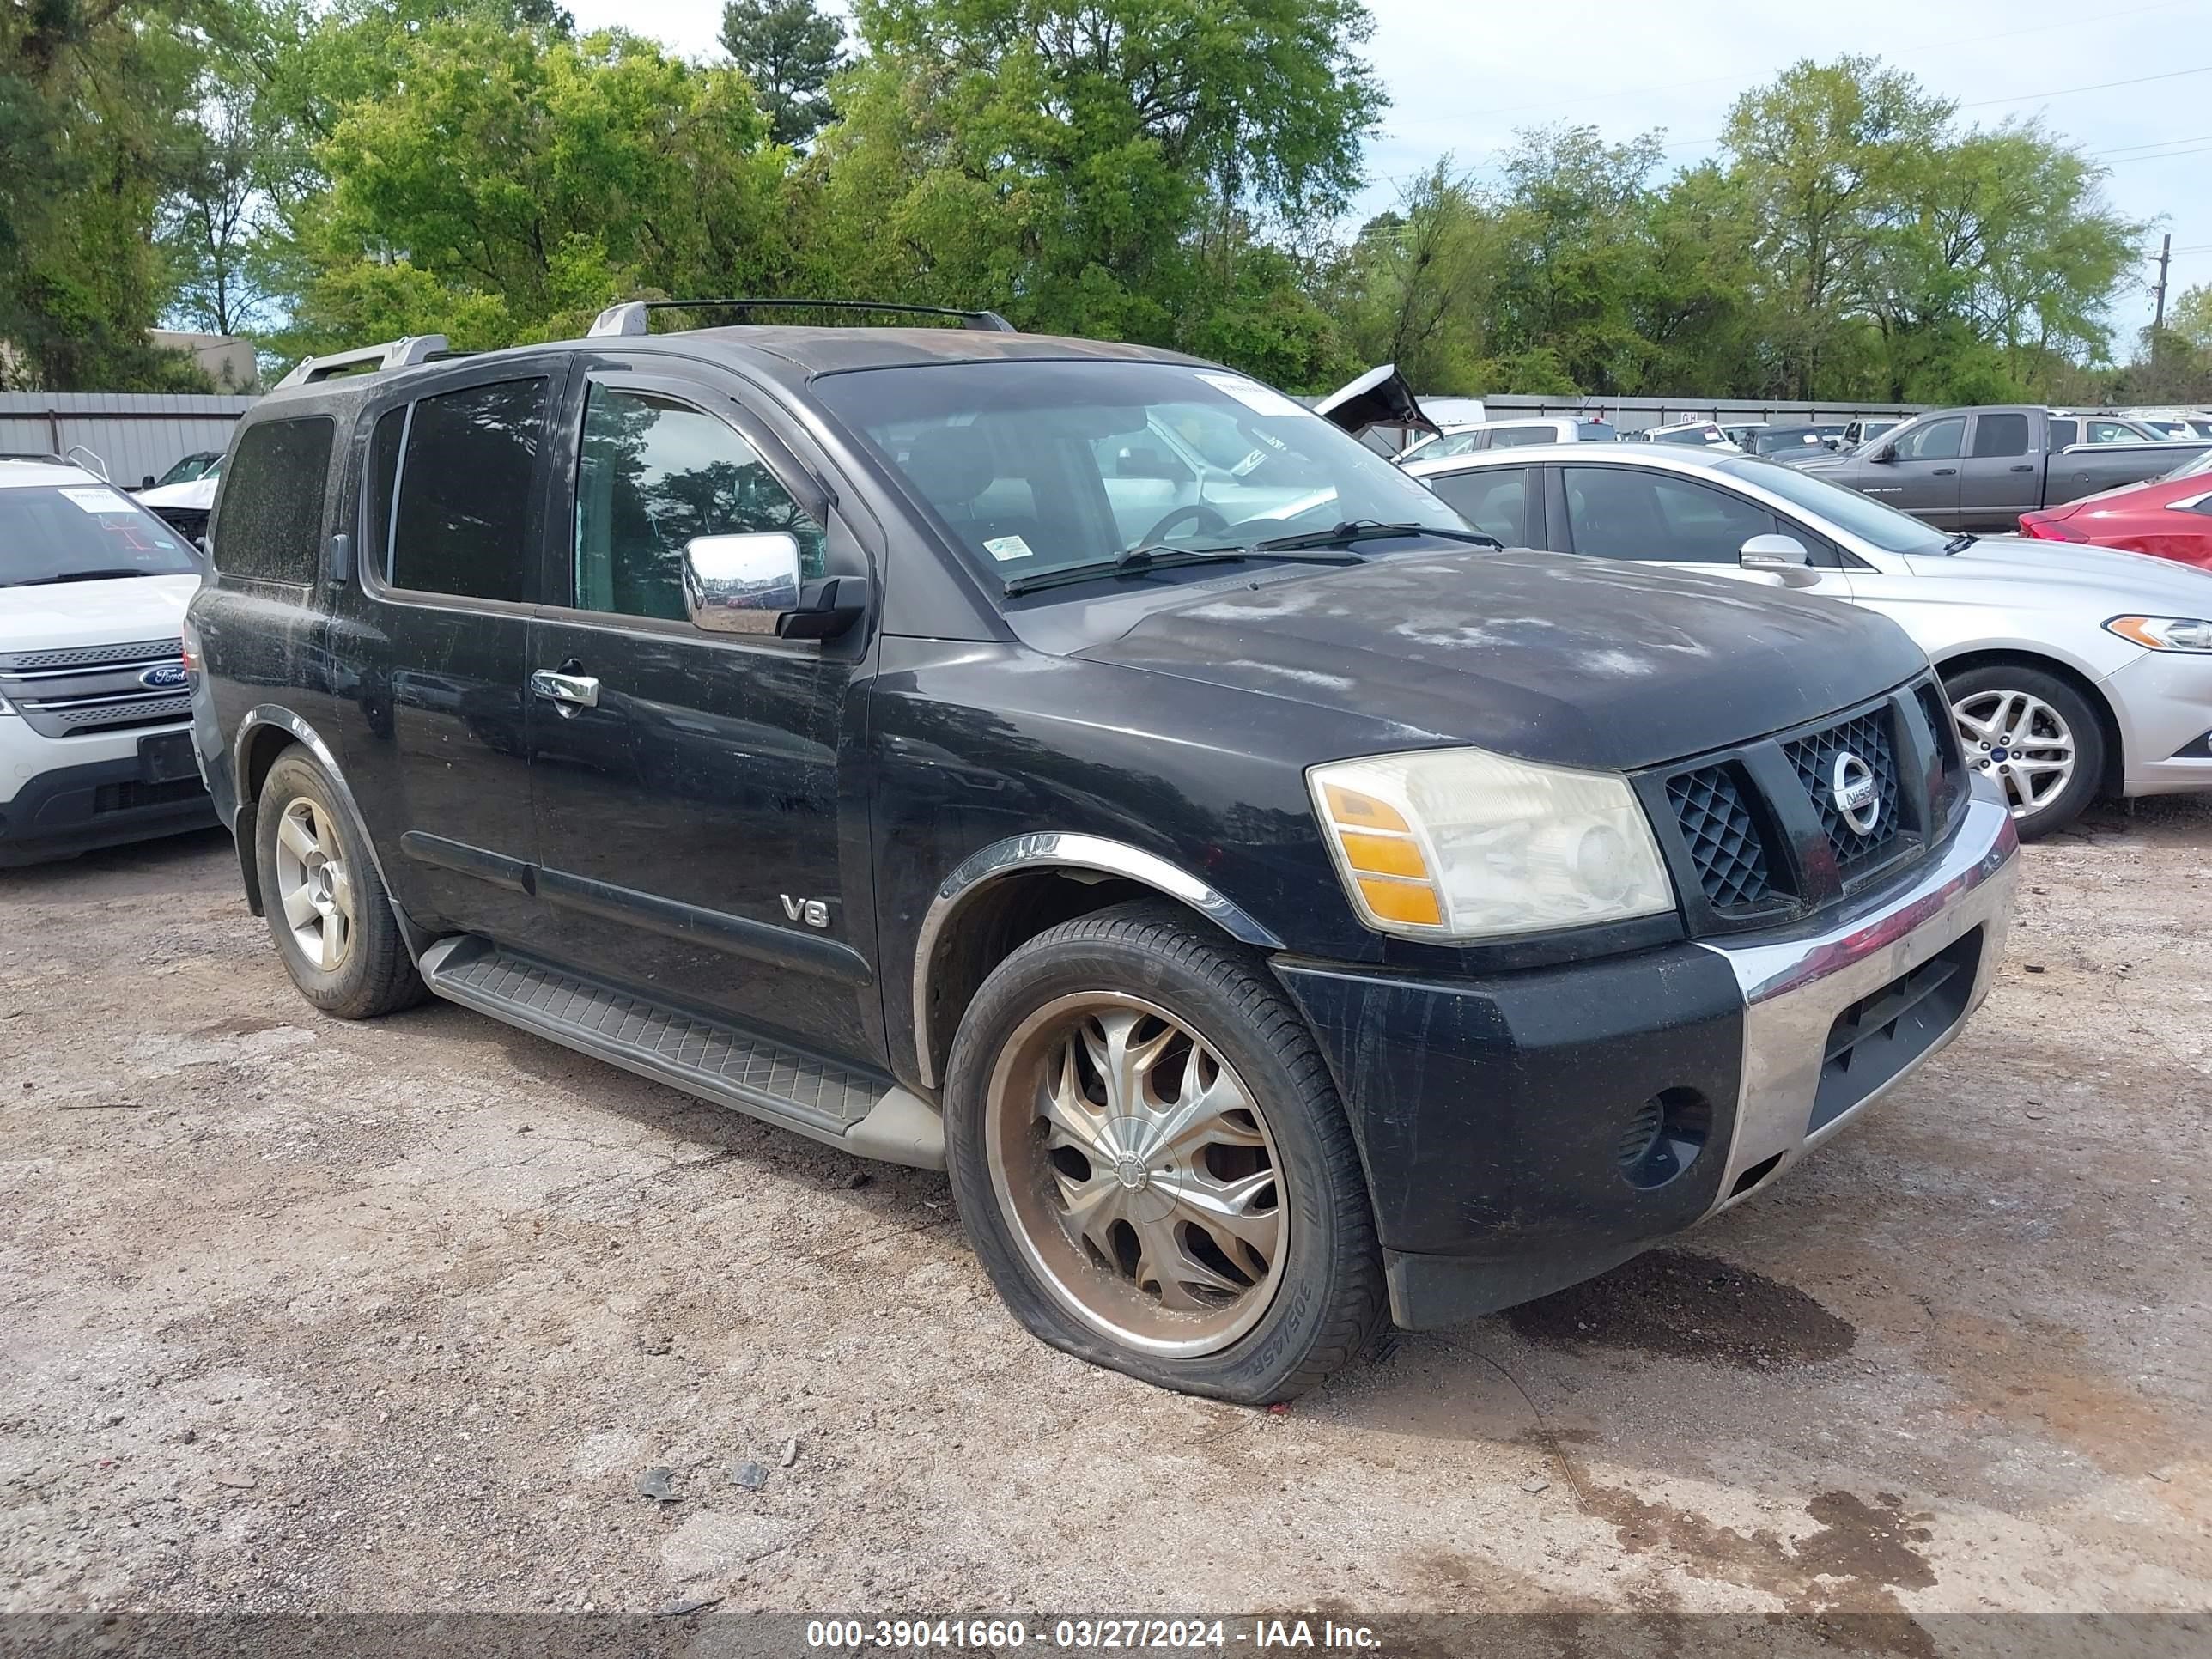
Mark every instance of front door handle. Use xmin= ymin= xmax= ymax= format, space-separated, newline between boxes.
xmin=2009 ymin=464 xmax=2034 ymax=472
xmin=1933 ymin=467 xmax=1958 ymax=476
xmin=531 ymin=669 xmax=599 ymax=718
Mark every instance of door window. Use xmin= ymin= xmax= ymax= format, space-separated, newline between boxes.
xmin=1426 ymin=467 xmax=1530 ymax=544
xmin=1564 ymin=467 xmax=1773 ymax=562
xmin=1970 ymin=413 xmax=2031 ymax=458
xmin=574 ymin=385 xmax=828 ymax=621
xmin=389 ymin=378 xmax=550 ymax=601
xmin=1892 ymin=417 xmax=1964 ymax=462
xmin=2086 ymin=419 xmax=2138 ymax=444
xmin=2048 ymin=419 xmax=2078 ymax=447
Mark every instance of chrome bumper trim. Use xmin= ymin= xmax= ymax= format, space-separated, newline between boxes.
xmin=1697 ymin=787 xmax=2020 ymax=1216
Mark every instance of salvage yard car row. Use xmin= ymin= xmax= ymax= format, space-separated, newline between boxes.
xmin=9 ymin=311 xmax=2212 ymax=1410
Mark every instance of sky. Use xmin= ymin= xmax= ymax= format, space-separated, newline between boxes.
xmin=567 ymin=0 xmax=2212 ymax=346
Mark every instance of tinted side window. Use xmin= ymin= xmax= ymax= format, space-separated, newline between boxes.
xmin=1971 ymin=413 xmax=2030 ymax=458
xmin=574 ymin=386 xmax=828 ymax=620
xmin=216 ymin=417 xmax=333 ymax=583
xmin=390 ymin=378 xmax=549 ymax=602
xmin=1564 ymin=467 xmax=1772 ymax=562
xmin=1893 ymin=417 xmax=1964 ymax=462
xmin=364 ymin=407 xmax=404 ymax=573
xmin=2048 ymin=419 xmax=2077 ymax=447
xmin=1427 ymin=467 xmax=1530 ymax=545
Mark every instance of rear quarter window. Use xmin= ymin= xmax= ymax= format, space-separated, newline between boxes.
xmin=388 ymin=379 xmax=549 ymax=603
xmin=215 ymin=417 xmax=335 ymax=583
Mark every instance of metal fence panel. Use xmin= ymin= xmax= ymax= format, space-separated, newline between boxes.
xmin=0 ymin=392 xmax=256 ymax=486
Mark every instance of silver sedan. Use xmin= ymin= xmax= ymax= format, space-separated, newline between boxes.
xmin=1404 ymin=442 xmax=2212 ymax=836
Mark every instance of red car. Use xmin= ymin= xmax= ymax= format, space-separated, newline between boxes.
xmin=2019 ymin=447 xmax=2212 ymax=568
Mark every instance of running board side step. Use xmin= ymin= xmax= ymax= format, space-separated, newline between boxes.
xmin=416 ymin=937 xmax=944 ymax=1170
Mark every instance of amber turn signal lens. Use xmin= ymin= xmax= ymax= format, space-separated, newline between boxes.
xmin=1336 ymin=830 xmax=1426 ymax=878
xmin=1322 ymin=783 xmax=1410 ymax=834
xmin=1356 ymin=878 xmax=1443 ymax=927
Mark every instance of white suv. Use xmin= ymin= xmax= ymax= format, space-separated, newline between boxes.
xmin=0 ymin=459 xmax=215 ymax=866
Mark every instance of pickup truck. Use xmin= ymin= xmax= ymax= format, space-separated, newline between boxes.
xmin=1798 ymin=405 xmax=2208 ymax=532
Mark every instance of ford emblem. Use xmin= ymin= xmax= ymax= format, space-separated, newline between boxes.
xmin=140 ymin=663 xmax=189 ymax=690
xmin=1830 ymin=752 xmax=1881 ymax=836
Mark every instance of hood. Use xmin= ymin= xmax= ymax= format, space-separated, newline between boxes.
xmin=0 ymin=572 xmax=202 ymax=652
xmin=137 ymin=473 xmax=221 ymax=511
xmin=1909 ymin=534 xmax=2212 ymax=608
xmin=1312 ymin=364 xmax=1437 ymax=440
xmin=1076 ymin=548 xmax=1929 ymax=773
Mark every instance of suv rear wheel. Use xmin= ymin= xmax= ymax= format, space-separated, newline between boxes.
xmin=254 ymin=750 xmax=426 ymax=1018
xmin=944 ymin=901 xmax=1384 ymax=1403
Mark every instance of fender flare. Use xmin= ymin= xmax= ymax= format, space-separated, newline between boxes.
xmin=230 ymin=706 xmax=404 ymax=924
xmin=909 ymin=832 xmax=1285 ymax=1090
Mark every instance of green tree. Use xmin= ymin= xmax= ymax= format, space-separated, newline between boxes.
xmin=720 ymin=0 xmax=847 ymax=147
xmin=1322 ymin=161 xmax=1498 ymax=393
xmin=0 ymin=0 xmax=218 ymax=390
xmin=276 ymin=20 xmax=791 ymax=361
xmin=801 ymin=0 xmax=1381 ymax=384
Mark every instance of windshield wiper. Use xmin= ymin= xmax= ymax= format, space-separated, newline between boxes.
xmin=3 ymin=568 xmax=152 ymax=586
xmin=1942 ymin=532 xmax=1978 ymax=554
xmin=1001 ymin=542 xmax=1366 ymax=598
xmin=1248 ymin=520 xmax=1503 ymax=553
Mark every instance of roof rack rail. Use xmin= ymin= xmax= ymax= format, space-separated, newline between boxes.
xmin=586 ymin=299 xmax=1017 ymax=337
xmin=275 ymin=335 xmax=451 ymax=389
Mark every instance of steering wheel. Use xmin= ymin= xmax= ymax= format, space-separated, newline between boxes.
xmin=1135 ymin=502 xmax=1231 ymax=548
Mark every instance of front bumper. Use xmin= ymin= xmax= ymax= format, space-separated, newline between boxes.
xmin=0 ymin=745 xmax=216 ymax=866
xmin=2102 ymin=647 xmax=2212 ymax=796
xmin=1275 ymin=788 xmax=2019 ymax=1329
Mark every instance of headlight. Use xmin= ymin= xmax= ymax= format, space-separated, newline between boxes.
xmin=1309 ymin=747 xmax=1676 ymax=941
xmin=2106 ymin=616 xmax=2212 ymax=653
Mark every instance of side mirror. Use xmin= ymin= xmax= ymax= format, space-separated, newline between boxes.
xmin=1869 ymin=441 xmax=1897 ymax=464
xmin=681 ymin=532 xmax=866 ymax=641
xmin=141 ymin=474 xmax=157 ymax=490
xmin=1740 ymin=533 xmax=1813 ymax=572
xmin=684 ymin=532 xmax=803 ymax=634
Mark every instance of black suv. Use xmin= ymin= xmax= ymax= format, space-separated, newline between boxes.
xmin=185 ymin=305 xmax=2019 ymax=1402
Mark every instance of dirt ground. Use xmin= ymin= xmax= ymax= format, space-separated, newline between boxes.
xmin=1 ymin=800 xmax=2206 ymax=1621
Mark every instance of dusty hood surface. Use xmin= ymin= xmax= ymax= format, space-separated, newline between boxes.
xmin=1078 ymin=548 xmax=1929 ymax=772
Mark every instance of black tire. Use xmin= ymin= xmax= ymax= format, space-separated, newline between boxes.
xmin=943 ymin=900 xmax=1385 ymax=1404
xmin=1942 ymin=664 xmax=2106 ymax=839
xmin=254 ymin=748 xmax=426 ymax=1018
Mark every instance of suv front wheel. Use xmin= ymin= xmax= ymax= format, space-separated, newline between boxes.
xmin=254 ymin=749 xmax=426 ymax=1019
xmin=944 ymin=901 xmax=1385 ymax=1403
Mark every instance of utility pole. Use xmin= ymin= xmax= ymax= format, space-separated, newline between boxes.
xmin=2153 ymin=233 xmax=2172 ymax=334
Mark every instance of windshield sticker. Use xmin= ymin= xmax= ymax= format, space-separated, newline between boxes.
xmin=1196 ymin=374 xmax=1308 ymax=420
xmin=981 ymin=534 xmax=1034 ymax=563
xmin=60 ymin=487 xmax=140 ymax=514
xmin=1231 ymin=448 xmax=1268 ymax=477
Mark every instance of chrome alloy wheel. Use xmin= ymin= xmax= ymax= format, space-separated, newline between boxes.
xmin=984 ymin=993 xmax=1287 ymax=1356
xmin=1952 ymin=687 xmax=2075 ymax=821
xmin=273 ymin=797 xmax=356 ymax=971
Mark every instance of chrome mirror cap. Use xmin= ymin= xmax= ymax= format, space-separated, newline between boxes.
xmin=683 ymin=532 xmax=802 ymax=634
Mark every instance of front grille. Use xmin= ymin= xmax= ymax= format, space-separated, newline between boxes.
xmin=0 ymin=638 xmax=181 ymax=674
xmin=1641 ymin=677 xmax=1951 ymax=934
xmin=34 ymin=694 xmax=191 ymax=733
xmin=1667 ymin=764 xmax=1775 ymax=910
xmin=1784 ymin=708 xmax=1902 ymax=877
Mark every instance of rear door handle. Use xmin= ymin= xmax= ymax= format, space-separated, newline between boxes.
xmin=1933 ymin=467 xmax=1958 ymax=476
xmin=2009 ymin=464 xmax=2034 ymax=472
xmin=531 ymin=669 xmax=599 ymax=717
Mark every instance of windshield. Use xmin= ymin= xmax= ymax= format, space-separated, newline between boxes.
xmin=1715 ymin=456 xmax=1952 ymax=555
xmin=0 ymin=484 xmax=203 ymax=586
xmin=812 ymin=360 xmax=1470 ymax=586
xmin=152 ymin=453 xmax=221 ymax=488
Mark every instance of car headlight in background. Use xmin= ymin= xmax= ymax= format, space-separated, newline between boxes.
xmin=1309 ymin=747 xmax=1676 ymax=940
xmin=2105 ymin=616 xmax=2212 ymax=653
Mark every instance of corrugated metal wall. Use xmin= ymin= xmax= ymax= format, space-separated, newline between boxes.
xmin=1477 ymin=394 xmax=1923 ymax=434
xmin=0 ymin=392 xmax=256 ymax=488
